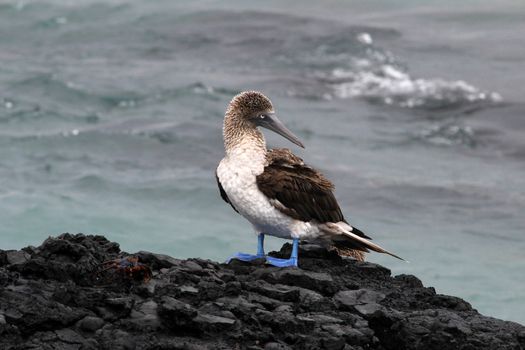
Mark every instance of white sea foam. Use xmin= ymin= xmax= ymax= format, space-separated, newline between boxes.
xmin=330 ymin=63 xmax=502 ymax=108
xmin=356 ymin=32 xmax=373 ymax=45
xmin=417 ymin=123 xmax=477 ymax=147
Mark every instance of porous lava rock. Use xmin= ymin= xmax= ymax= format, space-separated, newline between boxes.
xmin=0 ymin=234 xmax=523 ymax=349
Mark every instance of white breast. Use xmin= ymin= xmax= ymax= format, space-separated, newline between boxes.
xmin=217 ymin=149 xmax=317 ymax=240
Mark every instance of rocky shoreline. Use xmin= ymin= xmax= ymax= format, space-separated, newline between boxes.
xmin=0 ymin=233 xmax=523 ymax=349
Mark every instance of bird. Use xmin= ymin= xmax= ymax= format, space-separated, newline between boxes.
xmin=216 ymin=91 xmax=403 ymax=267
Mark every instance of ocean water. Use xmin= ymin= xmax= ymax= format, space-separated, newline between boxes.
xmin=1 ymin=0 xmax=524 ymax=323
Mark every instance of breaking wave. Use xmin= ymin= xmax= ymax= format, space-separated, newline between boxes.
xmin=319 ymin=33 xmax=502 ymax=110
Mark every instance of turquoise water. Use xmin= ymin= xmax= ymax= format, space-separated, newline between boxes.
xmin=1 ymin=0 xmax=524 ymax=323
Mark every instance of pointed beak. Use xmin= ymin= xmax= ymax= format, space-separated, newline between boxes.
xmin=257 ymin=113 xmax=305 ymax=148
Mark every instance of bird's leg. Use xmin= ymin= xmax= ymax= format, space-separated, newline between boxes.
xmin=225 ymin=233 xmax=266 ymax=263
xmin=265 ymin=238 xmax=299 ymax=267
xmin=256 ymin=233 xmax=265 ymax=256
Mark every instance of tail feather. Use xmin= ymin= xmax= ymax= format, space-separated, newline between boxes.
xmin=347 ymin=224 xmax=371 ymax=240
xmin=342 ymin=229 xmax=405 ymax=261
xmin=320 ymin=222 xmax=405 ymax=261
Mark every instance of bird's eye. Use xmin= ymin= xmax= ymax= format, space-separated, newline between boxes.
xmin=260 ymin=115 xmax=266 ymax=119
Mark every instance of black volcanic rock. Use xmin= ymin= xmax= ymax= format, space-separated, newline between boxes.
xmin=0 ymin=233 xmax=523 ymax=350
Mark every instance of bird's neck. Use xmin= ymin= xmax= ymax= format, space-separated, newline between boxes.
xmin=223 ymin=113 xmax=267 ymax=164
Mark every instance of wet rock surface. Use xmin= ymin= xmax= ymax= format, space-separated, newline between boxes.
xmin=0 ymin=233 xmax=523 ymax=350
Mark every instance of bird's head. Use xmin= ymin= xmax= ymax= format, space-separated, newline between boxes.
xmin=225 ymin=91 xmax=304 ymax=148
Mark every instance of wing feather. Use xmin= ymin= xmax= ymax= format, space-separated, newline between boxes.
xmin=256 ymin=149 xmax=345 ymax=224
xmin=215 ymin=171 xmax=239 ymax=213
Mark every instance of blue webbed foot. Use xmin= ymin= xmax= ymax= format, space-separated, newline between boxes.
xmin=225 ymin=252 xmax=265 ymax=264
xmin=265 ymin=238 xmax=300 ymax=268
xmin=226 ymin=233 xmax=266 ymax=264
xmin=265 ymin=256 xmax=298 ymax=268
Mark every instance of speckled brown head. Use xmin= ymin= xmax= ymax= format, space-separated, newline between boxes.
xmin=226 ymin=91 xmax=274 ymax=121
xmin=223 ymin=91 xmax=304 ymax=152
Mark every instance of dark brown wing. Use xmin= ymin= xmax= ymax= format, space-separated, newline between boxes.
xmin=256 ymin=149 xmax=345 ymax=223
xmin=215 ymin=171 xmax=239 ymax=213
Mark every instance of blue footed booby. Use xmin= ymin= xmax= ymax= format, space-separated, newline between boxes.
xmin=216 ymin=91 xmax=403 ymax=267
